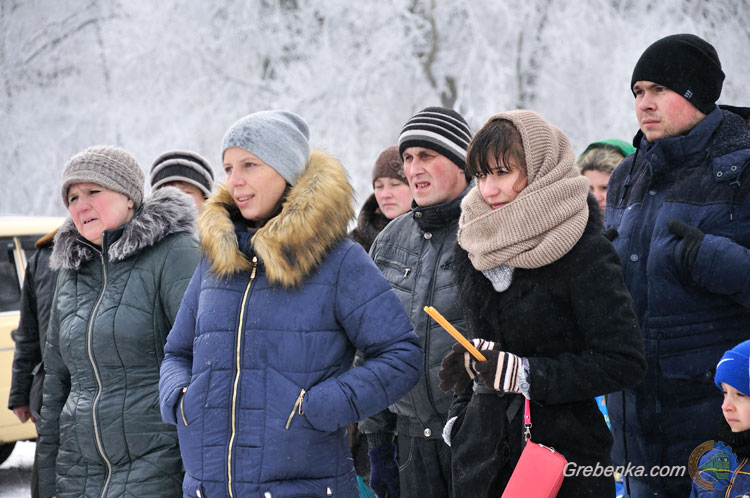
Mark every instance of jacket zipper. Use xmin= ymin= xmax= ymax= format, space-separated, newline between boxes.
xmin=87 ymin=246 xmax=112 ymax=498
xmin=227 ymin=257 xmax=257 ymax=498
xmin=424 ymin=231 xmax=446 ymax=426
xmin=725 ymin=457 xmax=748 ymax=498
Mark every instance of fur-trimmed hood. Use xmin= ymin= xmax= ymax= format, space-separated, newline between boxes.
xmin=199 ymin=148 xmax=354 ymax=288
xmin=51 ymin=186 xmax=198 ymax=271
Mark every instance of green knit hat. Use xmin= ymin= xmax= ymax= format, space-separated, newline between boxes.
xmin=580 ymin=138 xmax=636 ymax=159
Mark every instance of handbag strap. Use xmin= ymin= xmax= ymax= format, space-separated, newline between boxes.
xmin=523 ymin=398 xmax=532 ymax=442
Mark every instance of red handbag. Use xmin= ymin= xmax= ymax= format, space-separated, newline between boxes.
xmin=501 ymin=398 xmax=567 ymax=498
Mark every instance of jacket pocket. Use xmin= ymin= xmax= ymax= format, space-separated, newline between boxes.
xmin=182 ymin=472 xmax=206 ymax=498
xmin=29 ymin=362 xmax=45 ymax=420
xmin=177 ymin=369 xmax=212 ymax=476
xmin=264 ymin=368 xmax=339 ymax=481
xmin=373 ymin=256 xmax=414 ymax=293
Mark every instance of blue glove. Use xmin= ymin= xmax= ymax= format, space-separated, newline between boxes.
xmin=368 ymin=443 xmax=400 ymax=498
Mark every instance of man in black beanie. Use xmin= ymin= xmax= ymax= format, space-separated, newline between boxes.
xmin=359 ymin=106 xmax=473 ymax=498
xmin=605 ymin=33 xmax=750 ymax=497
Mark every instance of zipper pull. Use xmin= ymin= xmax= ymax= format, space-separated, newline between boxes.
xmin=179 ymin=387 xmax=188 ymax=426
xmin=285 ymin=389 xmax=306 ymax=429
xmin=250 ymin=256 xmax=257 ymax=279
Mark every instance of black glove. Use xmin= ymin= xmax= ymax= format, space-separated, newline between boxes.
xmin=438 ymin=339 xmax=496 ymax=395
xmin=603 ymin=228 xmax=618 ymax=242
xmin=368 ymin=443 xmax=400 ymax=498
xmin=667 ymin=219 xmax=705 ymax=282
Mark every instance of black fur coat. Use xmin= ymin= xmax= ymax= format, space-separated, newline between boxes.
xmin=447 ymin=196 xmax=647 ymax=498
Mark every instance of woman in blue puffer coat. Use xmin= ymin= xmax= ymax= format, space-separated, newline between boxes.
xmin=159 ymin=110 xmax=423 ymax=498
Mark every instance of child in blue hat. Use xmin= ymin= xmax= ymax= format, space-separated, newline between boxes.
xmin=690 ymin=340 xmax=750 ymax=497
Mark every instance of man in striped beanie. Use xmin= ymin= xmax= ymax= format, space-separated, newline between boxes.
xmin=360 ymin=106 xmax=473 ymax=498
xmin=150 ymin=150 xmax=215 ymax=213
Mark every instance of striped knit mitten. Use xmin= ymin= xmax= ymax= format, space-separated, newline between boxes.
xmin=474 ymin=349 xmax=523 ymax=394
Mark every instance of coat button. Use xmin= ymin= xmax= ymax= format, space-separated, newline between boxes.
xmin=424 ymin=428 xmax=432 ymax=437
xmin=264 ymin=492 xmax=272 ymax=498
xmin=414 ymin=212 xmax=423 ymax=218
xmin=424 ymin=232 xmax=432 ymax=239
xmin=196 ymin=491 xmax=201 ymax=498
xmin=327 ymin=487 xmax=333 ymax=496
xmin=648 ymin=190 xmax=656 ymax=196
xmin=629 ymin=254 xmax=639 ymax=262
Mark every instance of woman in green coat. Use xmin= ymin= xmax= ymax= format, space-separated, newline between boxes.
xmin=37 ymin=145 xmax=201 ymax=498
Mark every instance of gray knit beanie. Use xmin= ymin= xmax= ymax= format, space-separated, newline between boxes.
xmin=61 ymin=145 xmax=145 ymax=208
xmin=221 ymin=110 xmax=311 ymax=186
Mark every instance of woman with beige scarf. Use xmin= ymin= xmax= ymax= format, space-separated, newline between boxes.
xmin=436 ymin=110 xmax=647 ymax=497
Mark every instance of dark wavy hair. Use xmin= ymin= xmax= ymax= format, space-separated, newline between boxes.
xmin=465 ymin=118 xmax=527 ymax=193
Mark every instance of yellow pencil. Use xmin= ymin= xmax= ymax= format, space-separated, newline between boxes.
xmin=423 ymin=306 xmax=486 ymax=362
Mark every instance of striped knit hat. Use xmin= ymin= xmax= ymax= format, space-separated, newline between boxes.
xmin=398 ymin=107 xmax=472 ymax=170
xmin=150 ymin=150 xmax=215 ymax=198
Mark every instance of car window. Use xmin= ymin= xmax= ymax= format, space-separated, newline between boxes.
xmin=0 ymin=236 xmax=21 ymax=313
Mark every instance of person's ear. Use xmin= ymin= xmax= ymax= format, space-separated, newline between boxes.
xmin=127 ymin=198 xmax=134 ymax=209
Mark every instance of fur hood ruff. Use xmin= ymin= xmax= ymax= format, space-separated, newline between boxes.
xmin=199 ymin=148 xmax=354 ymax=288
xmin=51 ymin=187 xmax=198 ymax=270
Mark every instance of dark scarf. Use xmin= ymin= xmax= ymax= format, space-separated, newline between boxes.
xmin=717 ymin=417 xmax=750 ymax=459
xmin=411 ymin=183 xmax=471 ymax=232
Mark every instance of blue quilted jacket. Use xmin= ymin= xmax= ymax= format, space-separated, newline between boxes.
xmin=605 ymin=107 xmax=750 ymax=470
xmin=159 ymin=150 xmax=422 ymax=498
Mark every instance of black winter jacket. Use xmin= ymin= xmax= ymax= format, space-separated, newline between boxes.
xmin=448 ymin=196 xmax=646 ymax=498
xmin=8 ymin=229 xmax=57 ymax=419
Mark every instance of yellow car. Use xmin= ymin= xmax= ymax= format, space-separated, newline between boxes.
xmin=0 ymin=216 xmax=64 ymax=464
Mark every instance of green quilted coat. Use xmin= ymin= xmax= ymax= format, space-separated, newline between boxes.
xmin=37 ymin=187 xmax=200 ymax=498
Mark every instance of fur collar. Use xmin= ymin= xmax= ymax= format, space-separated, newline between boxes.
xmin=349 ymin=193 xmax=389 ymax=253
xmin=198 ymin=148 xmax=354 ymax=288
xmin=51 ymin=187 xmax=198 ymax=271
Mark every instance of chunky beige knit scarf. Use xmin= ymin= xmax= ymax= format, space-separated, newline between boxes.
xmin=458 ymin=110 xmax=590 ymax=270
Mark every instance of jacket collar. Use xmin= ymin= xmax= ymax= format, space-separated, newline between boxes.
xmin=411 ymin=182 xmax=473 ymax=232
xmin=51 ymin=187 xmax=198 ymax=271
xmin=640 ymin=106 xmax=722 ymax=176
xmin=199 ymin=149 xmax=354 ymax=288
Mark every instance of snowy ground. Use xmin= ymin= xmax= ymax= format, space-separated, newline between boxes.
xmin=0 ymin=441 xmax=34 ymax=498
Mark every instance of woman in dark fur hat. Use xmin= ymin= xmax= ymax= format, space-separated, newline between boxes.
xmin=350 ymin=145 xmax=412 ymax=252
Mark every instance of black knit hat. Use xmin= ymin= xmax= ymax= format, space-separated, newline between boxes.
xmin=631 ymin=33 xmax=724 ymax=114
xmin=398 ymin=107 xmax=472 ymax=169
xmin=150 ymin=150 xmax=215 ymax=198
